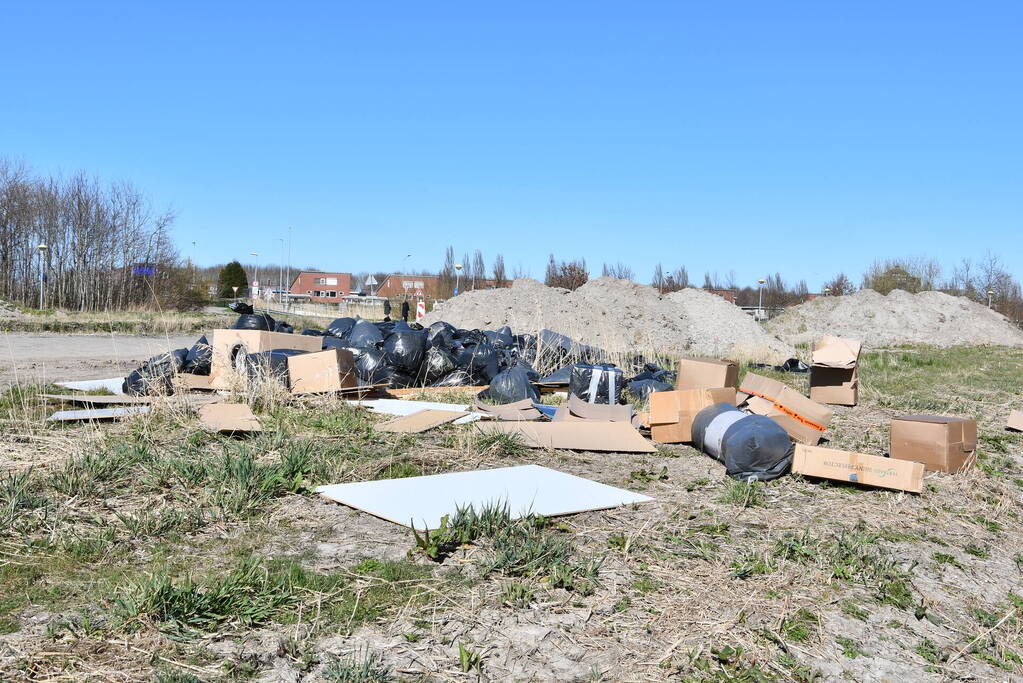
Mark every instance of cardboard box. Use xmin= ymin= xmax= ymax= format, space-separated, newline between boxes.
xmin=649 ymin=387 xmax=737 ymax=443
xmin=809 ymin=335 xmax=862 ymax=406
xmin=476 ymin=421 xmax=656 ymax=453
xmin=210 ymin=329 xmax=322 ymax=389
xmin=890 ymin=415 xmax=977 ymax=473
xmin=1007 ymin=410 xmax=1023 ymax=432
xmin=739 ymin=372 xmax=833 ymax=445
xmin=198 ymin=403 xmax=262 ymax=434
xmin=553 ymin=396 xmax=635 ymax=423
xmin=287 ymin=348 xmax=357 ymax=394
xmin=793 ymin=444 xmax=924 ymax=493
xmin=676 ymin=358 xmax=738 ymax=391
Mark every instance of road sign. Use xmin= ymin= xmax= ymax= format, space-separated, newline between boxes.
xmin=364 ymin=275 xmax=378 ymax=286
xmin=415 ymin=288 xmax=424 ymax=297
xmin=416 ymin=300 xmax=426 ymax=321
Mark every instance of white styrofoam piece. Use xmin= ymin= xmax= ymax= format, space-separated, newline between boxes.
xmin=315 ymin=464 xmax=653 ymax=529
xmin=47 ymin=406 xmax=150 ymax=421
xmin=347 ymin=399 xmax=483 ymax=424
xmin=55 ymin=377 xmax=126 ymax=395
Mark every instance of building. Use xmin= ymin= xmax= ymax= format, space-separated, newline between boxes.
xmin=289 ymin=272 xmax=353 ymax=303
xmin=375 ymin=273 xmax=509 ymax=299
xmin=707 ymin=288 xmax=738 ymax=304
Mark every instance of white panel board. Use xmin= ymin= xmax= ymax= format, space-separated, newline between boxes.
xmin=315 ymin=464 xmax=653 ymax=529
xmin=347 ymin=399 xmax=484 ymax=425
xmin=55 ymin=377 xmax=126 ymax=395
xmin=47 ymin=406 xmax=150 ymax=422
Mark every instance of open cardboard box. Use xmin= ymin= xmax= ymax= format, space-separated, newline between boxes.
xmin=675 ymin=357 xmax=738 ymax=391
xmin=809 ymin=335 xmax=862 ymax=406
xmin=649 ymin=387 xmax=737 ymax=443
xmin=792 ymin=443 xmax=924 ymax=493
xmin=890 ymin=415 xmax=976 ymax=473
xmin=739 ymin=373 xmax=833 ymax=445
xmin=210 ymin=329 xmax=322 ymax=389
xmin=287 ymin=348 xmax=357 ymax=394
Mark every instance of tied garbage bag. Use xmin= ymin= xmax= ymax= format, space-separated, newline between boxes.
xmin=228 ymin=302 xmax=254 ymax=314
xmin=456 ymin=342 xmax=500 ymax=383
xmin=232 ymin=313 xmax=276 ymax=331
xmin=326 ymin=317 xmax=357 ymax=339
xmin=691 ymin=403 xmax=793 ymax=482
xmin=630 ymin=362 xmax=676 ymax=385
xmin=426 ymin=321 xmax=457 ymax=349
xmin=123 ymin=348 xmax=189 ymax=396
xmin=348 ymin=319 xmax=384 ymax=348
xmin=301 ymin=328 xmax=323 ymax=336
xmin=244 ymin=349 xmax=309 ymax=388
xmin=430 ymin=370 xmax=474 ymax=387
xmin=274 ymin=321 xmax=295 ymax=334
xmin=477 ymin=365 xmax=540 ymax=404
xmin=626 ymin=378 xmax=673 ymax=402
xmin=354 ymin=347 xmax=389 ymax=384
xmin=569 ymin=363 xmax=624 ymax=405
xmin=483 ymin=326 xmax=514 ymax=349
xmin=383 ymin=329 xmax=426 ymax=373
xmin=182 ymin=335 xmax=212 ymax=375
xmin=420 ymin=345 xmax=457 ymax=383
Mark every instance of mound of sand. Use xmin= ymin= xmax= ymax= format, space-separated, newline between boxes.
xmin=424 ymin=277 xmax=795 ymax=362
xmin=767 ymin=289 xmax=1023 ymax=348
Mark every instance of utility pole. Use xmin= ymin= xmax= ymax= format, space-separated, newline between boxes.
xmin=278 ymin=238 xmax=285 ymax=306
xmin=287 ymin=226 xmax=292 ymax=302
xmin=38 ymin=244 xmax=48 ymax=309
xmin=250 ymin=252 xmax=259 ymax=306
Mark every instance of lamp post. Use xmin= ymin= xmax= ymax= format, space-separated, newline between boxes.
xmin=250 ymin=252 xmax=259 ymax=303
xmin=988 ymin=290 xmax=995 ymax=308
xmin=278 ymin=238 xmax=285 ymax=305
xmin=37 ymin=244 xmax=48 ymax=309
xmin=191 ymin=241 xmax=197 ymax=287
xmin=824 ymin=286 xmax=831 ymax=297
xmin=757 ymin=278 xmax=766 ymax=320
xmin=454 ymin=263 xmax=463 ymax=296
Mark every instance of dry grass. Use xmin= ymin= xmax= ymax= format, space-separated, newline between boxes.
xmin=0 ymin=345 xmax=1021 ymax=680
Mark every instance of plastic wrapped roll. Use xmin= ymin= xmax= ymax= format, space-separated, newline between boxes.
xmin=691 ymin=403 xmax=794 ymax=481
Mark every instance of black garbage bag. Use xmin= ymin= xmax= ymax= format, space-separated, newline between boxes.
xmin=691 ymin=403 xmax=793 ymax=481
xmin=420 ymin=345 xmax=457 ymax=383
xmin=182 ymin=335 xmax=212 ymax=375
xmin=355 ymin=347 xmax=389 ymax=383
xmin=322 ymin=336 xmax=364 ymax=355
xmin=274 ymin=321 xmax=295 ymax=334
xmin=384 ymin=329 xmax=427 ymax=373
xmin=232 ymin=313 xmax=276 ymax=331
xmin=626 ymin=378 xmax=673 ymax=402
xmin=748 ymin=358 xmax=810 ymax=374
xmin=228 ymin=302 xmax=253 ymax=314
xmin=326 ymin=317 xmax=357 ymax=339
xmin=244 ymin=348 xmax=309 ymax=388
xmin=427 ymin=321 xmax=457 ymax=348
xmin=430 ymin=369 xmax=474 ymax=387
xmin=123 ymin=348 xmax=189 ymax=396
xmin=456 ymin=342 xmax=500 ymax=383
xmin=409 ymin=322 xmax=424 ymax=331
xmin=477 ymin=365 xmax=539 ymax=404
xmin=454 ymin=329 xmax=486 ymax=346
xmin=539 ymin=363 xmax=573 ymax=385
xmin=382 ymin=369 xmax=416 ymax=388
xmin=348 ymin=319 xmax=384 ymax=348
xmin=301 ymin=328 xmax=323 ymax=336
xmin=630 ymin=362 xmax=676 ymax=384
xmin=483 ymin=326 xmax=514 ymax=349
xmin=569 ymin=363 xmax=624 ymax=404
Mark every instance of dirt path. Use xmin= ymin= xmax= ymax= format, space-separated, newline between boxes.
xmin=0 ymin=332 xmax=197 ymax=388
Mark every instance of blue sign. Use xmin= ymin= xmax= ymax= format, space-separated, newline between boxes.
xmin=132 ymin=266 xmax=156 ymax=276
xmin=453 ymin=287 xmax=459 ymax=296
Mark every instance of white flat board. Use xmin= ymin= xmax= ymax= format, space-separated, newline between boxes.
xmin=55 ymin=377 xmax=126 ymax=395
xmin=348 ymin=399 xmax=484 ymax=425
xmin=47 ymin=406 xmax=150 ymax=422
xmin=315 ymin=464 xmax=653 ymax=529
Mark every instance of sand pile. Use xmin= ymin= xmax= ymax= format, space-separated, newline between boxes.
xmin=424 ymin=277 xmax=795 ymax=362
xmin=767 ymin=289 xmax=1023 ymax=348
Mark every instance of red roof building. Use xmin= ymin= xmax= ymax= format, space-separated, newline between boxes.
xmin=289 ymin=272 xmax=353 ymax=303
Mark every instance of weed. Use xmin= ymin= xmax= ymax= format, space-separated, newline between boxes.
xmin=473 ymin=431 xmax=528 ymax=458
xmin=835 ymin=636 xmax=867 ymax=659
xmin=633 ymin=577 xmax=660 ymax=593
xmin=781 ymin=608 xmax=817 ymax=643
xmin=458 ymin=642 xmax=483 ymax=674
xmin=729 ymin=551 xmax=775 ymax=579
xmin=840 ymin=601 xmax=870 ymax=622
xmin=719 ymin=480 xmax=766 ymax=508
xmin=0 ymin=468 xmax=47 ymax=527
xmin=613 ymin=596 xmax=631 ymax=612
xmin=915 ymin=637 xmax=946 ymax=666
xmin=932 ymin=551 xmax=964 ymax=570
xmin=51 ymin=442 xmax=153 ymax=497
xmin=685 ymin=477 xmax=710 ymax=492
xmin=322 ymin=648 xmax=393 ymax=683
xmin=500 ymin=582 xmax=534 ymax=608
xmin=374 ymin=460 xmax=422 ymax=480
xmin=629 ymin=466 xmax=668 ymax=486
xmin=964 ymin=543 xmax=989 ymax=558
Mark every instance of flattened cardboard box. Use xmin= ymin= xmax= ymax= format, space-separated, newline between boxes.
xmin=890 ymin=415 xmax=976 ymax=473
xmin=209 ymin=329 xmax=322 ymax=389
xmin=739 ymin=373 xmax=833 ymax=445
xmin=649 ymin=388 xmax=736 ymax=443
xmin=1007 ymin=410 xmax=1023 ymax=432
xmin=287 ymin=348 xmax=357 ymax=394
xmin=198 ymin=403 xmax=262 ymax=434
xmin=675 ymin=358 xmax=738 ymax=391
xmin=375 ymin=409 xmax=466 ymax=433
xmin=793 ymin=444 xmax=924 ymax=493
xmin=476 ymin=421 xmax=656 ymax=453
xmin=553 ymin=396 xmax=635 ymax=423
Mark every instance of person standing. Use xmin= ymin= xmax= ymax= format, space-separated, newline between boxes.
xmin=383 ymin=299 xmax=392 ymax=320
xmin=400 ymin=298 xmax=410 ymax=322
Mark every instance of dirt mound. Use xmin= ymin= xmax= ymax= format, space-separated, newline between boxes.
xmin=767 ymin=289 xmax=1023 ymax=348
xmin=424 ymin=277 xmax=795 ymax=362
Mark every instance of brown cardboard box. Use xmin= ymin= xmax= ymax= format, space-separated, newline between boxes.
xmin=649 ymin=387 xmax=736 ymax=443
xmin=198 ymin=403 xmax=262 ymax=434
xmin=676 ymin=358 xmax=739 ymax=391
xmin=287 ymin=348 xmax=357 ymax=394
xmin=739 ymin=372 xmax=833 ymax=445
xmin=793 ymin=444 xmax=924 ymax=493
xmin=476 ymin=421 xmax=656 ymax=453
xmin=890 ymin=415 xmax=977 ymax=473
xmin=553 ymin=396 xmax=635 ymax=423
xmin=210 ymin=329 xmax=322 ymax=389
xmin=1007 ymin=410 xmax=1023 ymax=432
xmin=809 ymin=335 xmax=862 ymax=406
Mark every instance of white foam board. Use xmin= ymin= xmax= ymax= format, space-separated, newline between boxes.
xmin=47 ymin=406 xmax=150 ymax=422
xmin=315 ymin=464 xmax=653 ymax=529
xmin=347 ymin=399 xmax=484 ymax=425
xmin=55 ymin=377 xmax=126 ymax=395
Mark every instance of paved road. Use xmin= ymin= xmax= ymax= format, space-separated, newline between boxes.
xmin=1 ymin=332 xmax=197 ymax=388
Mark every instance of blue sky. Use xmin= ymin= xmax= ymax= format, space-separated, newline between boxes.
xmin=2 ymin=2 xmax=1020 ymax=289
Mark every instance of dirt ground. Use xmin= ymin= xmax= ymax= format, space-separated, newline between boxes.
xmin=1 ymin=346 xmax=1021 ymax=681
xmin=0 ymin=332 xmax=197 ymax=388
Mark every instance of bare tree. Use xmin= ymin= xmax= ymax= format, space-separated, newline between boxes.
xmin=492 ymin=253 xmax=507 ymax=287
xmin=652 ymin=263 xmax=665 ymax=293
xmin=822 ymin=273 xmax=855 ymax=296
xmin=545 ymin=256 xmax=588 ymax=290
xmin=601 ymin=262 xmax=634 ymax=280
xmin=471 ymin=249 xmax=485 ymax=289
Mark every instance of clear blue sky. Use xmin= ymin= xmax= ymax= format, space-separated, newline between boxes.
xmin=3 ymin=1 xmax=1020 ymax=289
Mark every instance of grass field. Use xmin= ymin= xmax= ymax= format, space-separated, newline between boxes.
xmin=0 ymin=345 xmax=1021 ymax=681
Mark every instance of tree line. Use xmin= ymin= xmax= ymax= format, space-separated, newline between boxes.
xmin=0 ymin=158 xmax=200 ymax=311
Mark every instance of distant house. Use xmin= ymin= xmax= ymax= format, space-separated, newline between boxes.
xmin=707 ymin=288 xmax=738 ymax=304
xmin=376 ymin=273 xmax=510 ymax=299
xmin=289 ymin=272 xmax=353 ymax=303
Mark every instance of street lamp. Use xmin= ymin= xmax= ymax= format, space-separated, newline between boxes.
xmin=37 ymin=244 xmax=48 ymax=309
xmin=823 ymin=287 xmax=831 ymax=296
xmin=250 ymin=252 xmax=259 ymax=303
xmin=454 ymin=263 xmax=463 ymax=296
xmin=278 ymin=238 xmax=285 ymax=305
xmin=988 ymin=290 xmax=995 ymax=308
xmin=757 ymin=278 xmax=766 ymax=319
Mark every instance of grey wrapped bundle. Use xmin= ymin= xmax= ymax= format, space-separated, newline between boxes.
xmin=691 ymin=403 xmax=793 ymax=481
